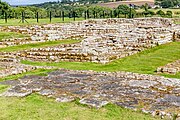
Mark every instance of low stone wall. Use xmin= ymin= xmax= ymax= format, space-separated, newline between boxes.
xmin=0 ymin=18 xmax=179 ymax=63
xmin=0 ymin=54 xmax=54 ymax=78
xmin=0 ymin=18 xmax=178 ymax=48
xmin=157 ymin=60 xmax=180 ymax=74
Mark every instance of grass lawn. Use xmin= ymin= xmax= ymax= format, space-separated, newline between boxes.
xmin=0 ymin=90 xmax=160 ymax=120
xmin=0 ymin=69 xmax=55 ymax=81
xmin=21 ymin=42 xmax=180 ymax=79
xmin=0 ymin=32 xmax=29 ymax=41
xmin=0 ymin=39 xmax=80 ymax=52
xmin=0 ymin=17 xmax=84 ymax=26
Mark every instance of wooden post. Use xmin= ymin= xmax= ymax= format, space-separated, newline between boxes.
xmin=93 ymin=11 xmax=96 ymax=18
xmin=4 ymin=12 xmax=7 ymax=23
xmin=36 ymin=12 xmax=39 ymax=23
xmin=110 ymin=10 xmax=113 ymax=18
xmin=68 ymin=12 xmax=71 ymax=18
xmin=73 ymin=11 xmax=75 ymax=21
xmin=103 ymin=11 xmax=105 ymax=18
xmin=62 ymin=11 xmax=64 ymax=21
xmin=22 ymin=12 xmax=25 ymax=23
xmin=87 ymin=10 xmax=89 ymax=19
xmin=84 ymin=11 xmax=86 ymax=20
xmin=50 ymin=11 xmax=52 ymax=22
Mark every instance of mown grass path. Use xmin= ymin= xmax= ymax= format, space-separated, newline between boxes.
xmin=0 ymin=39 xmax=80 ymax=52
xmin=0 ymin=32 xmax=29 ymax=41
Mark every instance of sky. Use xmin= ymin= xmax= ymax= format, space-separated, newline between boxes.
xmin=2 ymin=0 xmax=58 ymax=5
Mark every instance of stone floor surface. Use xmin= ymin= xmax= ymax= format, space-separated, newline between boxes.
xmin=0 ymin=69 xmax=179 ymax=118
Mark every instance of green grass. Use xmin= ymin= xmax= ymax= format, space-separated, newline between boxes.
xmin=175 ymin=21 xmax=180 ymax=24
xmin=0 ymin=39 xmax=80 ymax=52
xmin=0 ymin=32 xmax=29 ymax=41
xmin=0 ymin=85 xmax=9 ymax=93
xmin=0 ymin=17 xmax=84 ymax=26
xmin=0 ymin=92 xmax=160 ymax=120
xmin=160 ymin=72 xmax=180 ymax=79
xmin=0 ymin=69 xmax=55 ymax=82
xmin=136 ymin=8 xmax=180 ymax=18
xmin=22 ymin=42 xmax=180 ymax=78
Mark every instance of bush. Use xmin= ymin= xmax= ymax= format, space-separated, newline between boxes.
xmin=166 ymin=10 xmax=173 ymax=18
xmin=156 ymin=10 xmax=165 ymax=17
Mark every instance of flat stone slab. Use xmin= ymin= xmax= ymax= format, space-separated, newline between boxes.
xmin=0 ymin=69 xmax=180 ymax=118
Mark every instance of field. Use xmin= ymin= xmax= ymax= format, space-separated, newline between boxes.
xmin=98 ymin=0 xmax=154 ymax=8
xmin=0 ymin=17 xmax=84 ymax=26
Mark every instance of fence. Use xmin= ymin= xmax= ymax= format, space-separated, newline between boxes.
xmin=0 ymin=9 xmax=178 ymax=24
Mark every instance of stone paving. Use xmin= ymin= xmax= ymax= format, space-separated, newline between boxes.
xmin=0 ymin=69 xmax=180 ymax=119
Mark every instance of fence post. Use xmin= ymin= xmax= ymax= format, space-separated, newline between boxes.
xmin=69 ymin=12 xmax=71 ymax=18
xmin=62 ymin=11 xmax=64 ymax=22
xmin=84 ymin=11 xmax=86 ymax=20
xmin=87 ymin=10 xmax=89 ymax=19
xmin=93 ymin=10 xmax=96 ymax=18
xmin=22 ymin=12 xmax=25 ymax=23
xmin=103 ymin=11 xmax=105 ymax=18
xmin=110 ymin=10 xmax=113 ymax=18
xmin=36 ymin=12 xmax=39 ymax=23
xmin=4 ymin=12 xmax=7 ymax=23
xmin=73 ymin=11 xmax=75 ymax=21
xmin=50 ymin=11 xmax=52 ymax=22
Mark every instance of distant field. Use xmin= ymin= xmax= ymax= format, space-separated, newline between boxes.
xmin=0 ymin=17 xmax=84 ymax=26
xmin=98 ymin=0 xmax=154 ymax=8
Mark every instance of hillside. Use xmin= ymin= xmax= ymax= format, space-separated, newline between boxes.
xmin=98 ymin=0 xmax=155 ymax=8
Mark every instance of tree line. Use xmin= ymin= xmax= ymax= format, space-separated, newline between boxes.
xmin=0 ymin=0 xmax=177 ymax=22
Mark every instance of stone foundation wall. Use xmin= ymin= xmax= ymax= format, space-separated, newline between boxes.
xmin=0 ymin=18 xmax=178 ymax=48
xmin=157 ymin=60 xmax=180 ymax=74
xmin=1 ymin=18 xmax=179 ymax=63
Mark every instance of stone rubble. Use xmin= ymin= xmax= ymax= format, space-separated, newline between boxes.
xmin=157 ymin=60 xmax=180 ymax=74
xmin=0 ymin=53 xmax=55 ymax=78
xmin=0 ymin=69 xmax=179 ymax=119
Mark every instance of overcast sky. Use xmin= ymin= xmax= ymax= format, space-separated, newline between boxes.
xmin=2 ymin=0 xmax=58 ymax=5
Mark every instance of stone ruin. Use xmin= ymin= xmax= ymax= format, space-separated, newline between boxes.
xmin=157 ymin=60 xmax=180 ymax=75
xmin=0 ymin=69 xmax=180 ymax=119
xmin=0 ymin=52 xmax=54 ymax=78
xmin=0 ymin=18 xmax=180 ymax=119
xmin=0 ymin=18 xmax=178 ymax=64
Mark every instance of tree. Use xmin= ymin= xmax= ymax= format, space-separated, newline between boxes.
xmin=161 ymin=0 xmax=174 ymax=8
xmin=115 ymin=5 xmax=129 ymax=18
xmin=0 ymin=1 xmax=10 ymax=22
xmin=166 ymin=10 xmax=173 ymax=18
xmin=156 ymin=10 xmax=165 ymax=17
xmin=142 ymin=10 xmax=155 ymax=17
xmin=0 ymin=1 xmax=10 ymax=15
